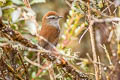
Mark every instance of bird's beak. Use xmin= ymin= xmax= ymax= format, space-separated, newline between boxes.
xmin=58 ymin=16 xmax=63 ymax=18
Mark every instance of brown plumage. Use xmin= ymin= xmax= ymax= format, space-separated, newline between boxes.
xmin=39 ymin=11 xmax=62 ymax=49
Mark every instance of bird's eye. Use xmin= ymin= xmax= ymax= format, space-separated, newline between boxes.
xmin=51 ymin=16 xmax=55 ymax=19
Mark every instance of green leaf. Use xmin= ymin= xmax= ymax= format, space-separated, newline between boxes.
xmin=5 ymin=0 xmax=12 ymax=6
xmin=3 ymin=8 xmax=14 ymax=20
xmin=0 ymin=0 xmax=6 ymax=6
xmin=11 ymin=0 xmax=23 ymax=5
xmin=32 ymin=72 xmax=36 ymax=78
xmin=0 ymin=2 xmax=3 ymax=6
xmin=30 ymin=0 xmax=46 ymax=5
xmin=0 ymin=0 xmax=6 ymax=3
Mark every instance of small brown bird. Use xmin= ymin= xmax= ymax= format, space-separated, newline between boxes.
xmin=39 ymin=11 xmax=63 ymax=49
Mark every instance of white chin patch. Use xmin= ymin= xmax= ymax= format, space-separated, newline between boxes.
xmin=49 ymin=20 xmax=60 ymax=30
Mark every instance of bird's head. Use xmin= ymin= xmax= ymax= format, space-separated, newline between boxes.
xmin=42 ymin=11 xmax=63 ymax=29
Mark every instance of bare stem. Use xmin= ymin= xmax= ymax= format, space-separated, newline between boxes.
xmin=89 ymin=20 xmax=99 ymax=80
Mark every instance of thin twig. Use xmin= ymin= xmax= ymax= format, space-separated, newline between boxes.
xmin=24 ymin=56 xmax=50 ymax=69
xmin=92 ymin=17 xmax=120 ymax=22
xmin=87 ymin=1 xmax=99 ymax=78
xmin=89 ymin=20 xmax=99 ymax=80
xmin=17 ymin=52 xmax=29 ymax=80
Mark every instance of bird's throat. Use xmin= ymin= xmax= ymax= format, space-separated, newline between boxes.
xmin=47 ymin=20 xmax=60 ymax=30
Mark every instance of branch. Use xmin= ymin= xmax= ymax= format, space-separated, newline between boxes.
xmin=0 ymin=18 xmax=90 ymax=80
xmin=93 ymin=17 xmax=120 ymax=23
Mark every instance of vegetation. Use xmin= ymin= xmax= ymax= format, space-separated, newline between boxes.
xmin=0 ymin=0 xmax=120 ymax=80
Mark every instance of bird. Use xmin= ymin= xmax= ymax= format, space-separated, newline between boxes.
xmin=38 ymin=11 xmax=63 ymax=49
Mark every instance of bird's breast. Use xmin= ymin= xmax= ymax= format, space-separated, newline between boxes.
xmin=39 ymin=25 xmax=60 ymax=47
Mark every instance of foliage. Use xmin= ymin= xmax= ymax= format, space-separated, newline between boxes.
xmin=0 ymin=0 xmax=120 ymax=80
